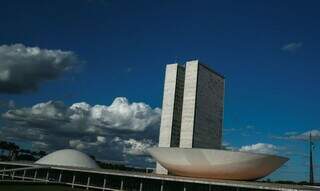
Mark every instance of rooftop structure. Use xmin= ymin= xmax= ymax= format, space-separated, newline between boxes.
xmin=35 ymin=149 xmax=99 ymax=169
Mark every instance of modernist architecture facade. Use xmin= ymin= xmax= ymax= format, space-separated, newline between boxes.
xmin=157 ymin=60 xmax=225 ymax=174
xmin=0 ymin=60 xmax=294 ymax=186
xmin=158 ymin=64 xmax=185 ymax=149
xmin=149 ymin=147 xmax=288 ymax=181
xmin=153 ymin=60 xmax=288 ymax=180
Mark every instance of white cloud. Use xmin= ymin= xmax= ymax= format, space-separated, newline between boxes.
xmin=110 ymin=137 xmax=156 ymax=166
xmin=122 ymin=138 xmax=155 ymax=156
xmin=3 ymin=97 xmax=161 ymax=133
xmin=275 ymin=129 xmax=320 ymax=141
xmin=222 ymin=141 xmax=237 ymax=151
xmin=245 ymin=125 xmax=255 ymax=130
xmin=281 ymin=42 xmax=302 ymax=52
xmin=32 ymin=141 xmax=49 ymax=150
xmin=284 ymin=131 xmax=298 ymax=136
xmin=224 ymin=124 xmax=260 ymax=136
xmin=1 ymin=97 xmax=161 ymax=165
xmin=88 ymin=97 xmax=161 ymax=131
xmin=125 ymin=67 xmax=132 ymax=73
xmin=239 ymin=143 xmax=280 ymax=155
xmin=69 ymin=136 xmax=106 ymax=150
xmin=0 ymin=44 xmax=79 ymax=93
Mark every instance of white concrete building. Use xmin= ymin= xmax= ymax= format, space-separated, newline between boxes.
xmin=152 ymin=60 xmax=288 ymax=180
xmin=179 ymin=60 xmax=224 ymax=149
xmin=156 ymin=60 xmax=225 ymax=174
xmin=150 ymin=147 xmax=288 ymax=181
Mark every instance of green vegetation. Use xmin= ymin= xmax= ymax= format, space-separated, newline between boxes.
xmin=0 ymin=140 xmax=46 ymax=161
xmin=0 ymin=184 xmax=85 ymax=191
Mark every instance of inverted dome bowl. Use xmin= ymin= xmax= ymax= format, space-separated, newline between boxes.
xmin=148 ymin=147 xmax=288 ymax=180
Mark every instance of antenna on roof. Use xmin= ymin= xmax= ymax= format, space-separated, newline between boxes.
xmin=309 ymin=133 xmax=314 ymax=185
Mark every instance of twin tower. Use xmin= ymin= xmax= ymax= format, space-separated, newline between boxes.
xmin=157 ymin=60 xmax=225 ymax=174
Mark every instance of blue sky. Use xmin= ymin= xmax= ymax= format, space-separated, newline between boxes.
xmin=0 ymin=0 xmax=319 ymax=182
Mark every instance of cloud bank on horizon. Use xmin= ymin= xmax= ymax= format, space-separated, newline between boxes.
xmin=273 ymin=129 xmax=320 ymax=141
xmin=1 ymin=97 xmax=161 ymax=165
xmin=1 ymin=94 xmax=318 ymax=166
xmin=239 ymin=143 xmax=281 ymax=155
xmin=0 ymin=44 xmax=79 ymax=94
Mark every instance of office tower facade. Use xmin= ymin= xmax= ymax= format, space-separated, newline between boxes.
xmin=158 ymin=64 xmax=185 ymax=148
xmin=157 ymin=64 xmax=185 ymax=174
xmin=156 ymin=60 xmax=224 ymax=174
xmin=179 ymin=60 xmax=224 ymax=149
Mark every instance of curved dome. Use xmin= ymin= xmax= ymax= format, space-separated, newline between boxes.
xmin=35 ymin=149 xmax=99 ymax=169
xmin=148 ymin=147 xmax=288 ymax=180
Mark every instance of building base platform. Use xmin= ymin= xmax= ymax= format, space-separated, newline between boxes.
xmin=0 ymin=161 xmax=318 ymax=191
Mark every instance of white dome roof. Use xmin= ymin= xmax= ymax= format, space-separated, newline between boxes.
xmin=35 ymin=149 xmax=99 ymax=169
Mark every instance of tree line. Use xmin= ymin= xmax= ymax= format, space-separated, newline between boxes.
xmin=0 ymin=140 xmax=46 ymax=161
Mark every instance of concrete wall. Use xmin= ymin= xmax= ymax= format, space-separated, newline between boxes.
xmin=170 ymin=65 xmax=185 ymax=147
xmin=193 ymin=64 xmax=224 ymax=149
xmin=179 ymin=61 xmax=198 ymax=148
xmin=157 ymin=60 xmax=224 ymax=173
xmin=179 ymin=60 xmax=224 ymax=149
xmin=157 ymin=64 xmax=185 ymax=174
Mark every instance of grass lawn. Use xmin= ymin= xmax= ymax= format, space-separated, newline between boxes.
xmin=0 ymin=184 xmax=85 ymax=191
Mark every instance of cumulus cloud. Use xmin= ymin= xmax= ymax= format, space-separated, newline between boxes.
xmin=274 ymin=129 xmax=320 ymax=141
xmin=0 ymin=44 xmax=79 ymax=93
xmin=239 ymin=143 xmax=280 ymax=155
xmin=111 ymin=137 xmax=156 ymax=165
xmin=1 ymin=97 xmax=161 ymax=165
xmin=0 ymin=100 xmax=15 ymax=109
xmin=222 ymin=141 xmax=237 ymax=151
xmin=69 ymin=136 xmax=107 ymax=150
xmin=112 ymin=137 xmax=155 ymax=156
xmin=281 ymin=42 xmax=302 ymax=52
xmin=3 ymin=97 xmax=160 ymax=132
xmin=224 ymin=124 xmax=260 ymax=136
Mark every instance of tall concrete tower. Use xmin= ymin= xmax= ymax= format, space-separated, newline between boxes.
xmin=179 ymin=60 xmax=224 ymax=149
xmin=156 ymin=60 xmax=225 ymax=174
xmin=158 ymin=64 xmax=185 ymax=148
xmin=157 ymin=63 xmax=185 ymax=174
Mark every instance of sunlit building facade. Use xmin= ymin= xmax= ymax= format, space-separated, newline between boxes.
xmin=157 ymin=60 xmax=225 ymax=174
